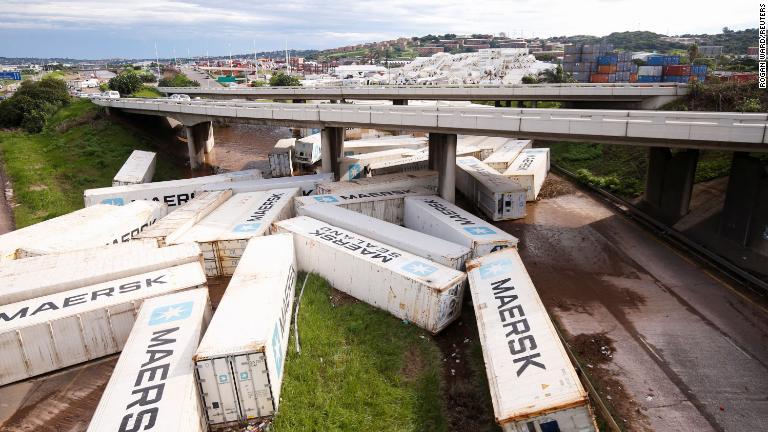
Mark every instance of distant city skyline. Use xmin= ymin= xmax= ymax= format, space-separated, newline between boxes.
xmin=0 ymin=0 xmax=758 ymax=59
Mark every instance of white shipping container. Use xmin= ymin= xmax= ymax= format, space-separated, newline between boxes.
xmin=273 ymin=216 xmax=466 ymax=333
xmin=0 ymin=242 xmax=202 ymax=306
xmin=339 ymin=148 xmax=421 ymax=180
xmin=342 ymin=135 xmax=427 ymax=156
xmin=368 ymin=153 xmax=429 ymax=176
xmin=199 ymin=173 xmax=333 ymax=197
xmin=135 ymin=190 xmax=233 ymax=246
xmin=112 ymin=150 xmax=157 ymax=186
xmin=503 ymin=148 xmax=550 ymax=201
xmin=168 ymin=189 xmax=298 ymax=276
xmin=0 ymin=262 xmax=207 ymax=386
xmin=460 ymin=135 xmax=511 ymax=160
xmin=466 ymin=249 xmax=597 ymax=432
xmin=482 ymin=139 xmax=532 ymax=172
xmin=194 ymin=234 xmax=297 ymax=426
xmin=316 ymin=170 xmax=438 ymax=194
xmin=294 ymin=186 xmax=434 ymax=225
xmin=84 ymin=169 xmax=262 ymax=208
xmin=404 ymin=196 xmax=518 ymax=258
xmin=456 ymin=157 xmax=527 ymax=221
xmin=87 ymin=289 xmax=212 ymax=432
xmin=0 ymin=201 xmax=167 ymax=261
xmin=295 ymin=133 xmax=322 ymax=165
xmin=269 ymin=138 xmax=295 ymax=178
xmin=638 ymin=65 xmax=663 ymax=76
xmin=298 ymin=204 xmax=471 ymax=270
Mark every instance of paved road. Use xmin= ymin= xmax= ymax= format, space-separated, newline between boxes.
xmin=499 ymin=175 xmax=768 ymax=431
xmin=183 ymin=67 xmax=224 ymax=89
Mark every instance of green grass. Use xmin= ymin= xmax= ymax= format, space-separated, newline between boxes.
xmin=132 ymin=85 xmax=163 ymax=98
xmin=274 ymin=274 xmax=447 ymax=432
xmin=0 ymin=99 xmax=184 ymax=227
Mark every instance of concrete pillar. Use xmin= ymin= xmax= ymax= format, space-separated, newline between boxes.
xmin=321 ymin=126 xmax=344 ymax=180
xmin=494 ymin=100 xmax=502 ymax=108
xmin=428 ymin=133 xmax=445 ymax=171
xmin=719 ymin=153 xmax=768 ymax=249
xmin=393 ymin=99 xmax=408 ymax=106
xmin=439 ymin=134 xmax=457 ymax=203
xmin=185 ymin=121 xmax=216 ymax=170
xmin=642 ymin=147 xmax=699 ymax=224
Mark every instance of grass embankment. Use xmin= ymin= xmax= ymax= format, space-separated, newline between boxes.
xmin=275 ymin=274 xmax=448 ymax=431
xmin=131 ymin=85 xmax=163 ymax=98
xmin=0 ymin=99 xmax=183 ymax=227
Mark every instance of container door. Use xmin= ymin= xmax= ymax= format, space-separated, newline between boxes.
xmin=232 ymin=353 xmax=274 ymax=419
xmin=196 ymin=357 xmax=242 ymax=425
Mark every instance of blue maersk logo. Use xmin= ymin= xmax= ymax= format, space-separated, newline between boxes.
xmin=148 ymin=301 xmax=193 ymax=325
xmin=463 ymin=226 xmax=496 ymax=236
xmin=347 ymin=163 xmax=363 ymax=180
xmin=314 ymin=195 xmax=339 ymax=203
xmin=272 ymin=323 xmax=284 ymax=378
xmin=479 ymin=258 xmax=513 ymax=279
xmin=101 ymin=198 xmax=125 ymax=205
xmin=402 ymin=261 xmax=438 ymax=277
xmin=233 ymin=223 xmax=261 ymax=233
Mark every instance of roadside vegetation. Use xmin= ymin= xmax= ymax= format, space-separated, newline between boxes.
xmin=269 ymin=72 xmax=302 ymax=87
xmin=0 ymin=77 xmax=71 ymax=133
xmin=131 ymin=85 xmax=163 ymax=98
xmin=0 ymin=99 xmax=184 ymax=227
xmin=158 ymin=70 xmax=200 ymax=87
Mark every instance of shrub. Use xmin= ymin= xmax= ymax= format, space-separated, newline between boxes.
xmin=21 ymin=110 xmax=46 ymax=133
xmin=269 ymin=72 xmax=301 ymax=87
xmin=108 ymin=72 xmax=143 ymax=95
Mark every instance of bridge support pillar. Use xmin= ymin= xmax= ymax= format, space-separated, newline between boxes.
xmin=184 ymin=121 xmax=216 ymax=170
xmin=393 ymin=99 xmax=408 ymax=106
xmin=494 ymin=100 xmax=502 ymax=108
xmin=428 ymin=133 xmax=456 ymax=203
xmin=719 ymin=153 xmax=768 ymax=251
xmin=321 ymin=127 xmax=344 ymax=180
xmin=642 ymin=147 xmax=699 ymax=224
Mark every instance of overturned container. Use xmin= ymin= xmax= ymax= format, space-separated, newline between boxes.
xmin=0 ymin=261 xmax=208 ymax=386
xmin=338 ymin=148 xmax=421 ymax=180
xmin=194 ymin=234 xmax=297 ymax=428
xmin=298 ymin=203 xmax=471 ymax=270
xmin=268 ymin=138 xmax=296 ymax=178
xmin=135 ymin=190 xmax=233 ymax=247
xmin=0 ymin=200 xmax=167 ymax=261
xmin=466 ymin=249 xmax=597 ymax=432
xmin=456 ymin=156 xmax=527 ymax=221
xmin=482 ymin=139 xmax=532 ymax=172
xmin=315 ymin=170 xmax=438 ymax=195
xmin=503 ymin=148 xmax=550 ymax=201
xmin=293 ymin=186 xmax=434 ymax=225
xmin=199 ymin=173 xmax=333 ymax=197
xmin=86 ymin=288 xmax=212 ymax=432
xmin=273 ymin=216 xmax=466 ymax=333
xmin=0 ymin=241 xmax=202 ymax=305
xmin=404 ymin=195 xmax=518 ymax=258
xmin=84 ymin=169 xmax=262 ymax=208
xmin=112 ymin=149 xmax=157 ymax=186
xmin=368 ymin=152 xmax=429 ymax=176
xmin=167 ymin=189 xmax=297 ymax=276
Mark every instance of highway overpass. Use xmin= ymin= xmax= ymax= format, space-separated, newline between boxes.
xmin=157 ymin=83 xmax=689 ymax=109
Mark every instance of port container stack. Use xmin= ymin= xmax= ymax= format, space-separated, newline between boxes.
xmin=591 ymin=50 xmax=636 ymax=83
xmin=86 ymin=289 xmax=212 ymax=432
xmin=112 ymin=150 xmax=156 ymax=186
xmin=640 ymin=55 xmax=706 ymax=83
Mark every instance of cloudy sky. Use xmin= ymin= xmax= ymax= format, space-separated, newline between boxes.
xmin=0 ymin=0 xmax=759 ymax=59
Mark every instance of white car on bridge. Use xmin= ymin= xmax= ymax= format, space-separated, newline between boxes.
xmin=169 ymin=93 xmax=191 ymax=101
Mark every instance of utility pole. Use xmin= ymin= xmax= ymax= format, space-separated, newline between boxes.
xmin=285 ymin=40 xmax=290 ymax=75
xmin=154 ymin=42 xmax=159 ymax=71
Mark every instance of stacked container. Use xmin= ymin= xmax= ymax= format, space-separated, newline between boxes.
xmin=562 ymin=43 xmax=613 ymax=83
xmin=199 ymin=173 xmax=334 ymax=197
xmin=637 ymin=65 xmax=663 ymax=83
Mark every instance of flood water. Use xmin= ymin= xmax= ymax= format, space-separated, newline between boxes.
xmin=209 ymin=123 xmax=293 ymax=173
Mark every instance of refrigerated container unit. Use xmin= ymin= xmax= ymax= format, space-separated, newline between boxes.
xmin=503 ymin=148 xmax=550 ymax=201
xmin=135 ymin=190 xmax=233 ymax=247
xmin=86 ymin=289 xmax=212 ymax=432
xmin=294 ymin=186 xmax=434 ymax=225
xmin=274 ymin=216 xmax=466 ymax=333
xmin=294 ymin=133 xmax=322 ymax=165
xmin=368 ymin=153 xmax=430 ymax=176
xmin=0 ymin=242 xmax=202 ymax=305
xmin=339 ymin=148 xmax=421 ymax=180
xmin=0 ymin=201 xmax=167 ymax=261
xmin=342 ymin=135 xmax=427 ymax=156
xmin=298 ymin=203 xmax=471 ymax=270
xmin=404 ymin=195 xmax=518 ymax=257
xmin=466 ymin=249 xmax=598 ymax=432
xmin=199 ymin=173 xmax=334 ymax=197
xmin=167 ymin=189 xmax=298 ymax=277
xmin=455 ymin=156 xmax=527 ymax=221
xmin=112 ymin=150 xmax=156 ymax=186
xmin=316 ymin=170 xmax=438 ymax=195
xmin=0 ymin=262 xmax=207 ymax=386
xmin=268 ymin=138 xmax=296 ymax=178
xmin=482 ymin=139 xmax=532 ymax=172
xmin=84 ymin=169 xmax=262 ymax=208
xmin=194 ymin=234 xmax=297 ymax=428
xmin=460 ymin=136 xmax=512 ymax=160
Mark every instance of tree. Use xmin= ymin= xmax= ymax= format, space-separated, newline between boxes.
xmin=538 ymin=65 xmax=574 ymax=83
xmin=269 ymin=72 xmax=301 ymax=87
xmin=108 ymin=72 xmax=143 ymax=95
xmin=521 ymin=75 xmax=539 ymax=84
xmin=688 ymin=44 xmax=699 ymax=64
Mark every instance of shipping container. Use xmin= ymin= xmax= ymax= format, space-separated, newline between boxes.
xmin=596 ymin=55 xmax=617 ymax=65
xmin=0 ymin=242 xmax=202 ymax=306
xmin=691 ymin=64 xmax=708 ymax=75
xmin=274 ymin=217 xmax=466 ymax=333
xmin=316 ymin=170 xmax=438 ymax=195
xmin=466 ymin=249 xmax=597 ymax=432
xmin=663 ymin=65 xmax=691 ymax=76
xmin=460 ymin=136 xmax=511 ymax=160
xmin=269 ymin=138 xmax=296 ymax=178
xmin=194 ymin=234 xmax=297 ymax=427
xmin=636 ymin=75 xmax=661 ymax=83
xmin=294 ymin=133 xmax=322 ymax=165
xmin=135 ymin=190 xmax=233 ymax=247
xmin=368 ymin=153 xmax=430 ymax=176
xmin=483 ymin=139 xmax=533 ymax=173
xmin=637 ymin=65 xmax=663 ymax=76
xmin=168 ymin=189 xmax=298 ymax=276
xmin=647 ymin=55 xmax=680 ymax=66
xmin=199 ymin=173 xmax=333 ymax=197
xmin=503 ymin=148 xmax=550 ymax=201
xmin=589 ymin=73 xmax=609 ymax=83
xmin=562 ymin=54 xmax=580 ymax=63
xmin=404 ymin=195 xmax=518 ymax=258
xmin=0 ymin=262 xmax=208 ymax=386
xmin=84 ymin=169 xmax=262 ymax=208
xmin=339 ymin=148 xmax=421 ymax=180
xmin=0 ymin=201 xmax=167 ymax=261
xmin=342 ymin=135 xmax=427 ymax=156
xmin=294 ymin=186 xmax=434 ymax=225
xmin=112 ymin=150 xmax=156 ymax=186
xmin=86 ymin=289 xmax=212 ymax=432
xmin=596 ymin=64 xmax=617 ymax=74
xmin=298 ymin=203 xmax=471 ymax=270
xmin=455 ymin=157 xmax=527 ymax=221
